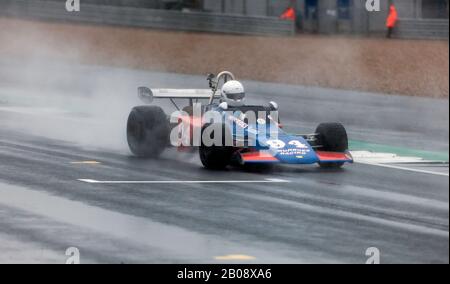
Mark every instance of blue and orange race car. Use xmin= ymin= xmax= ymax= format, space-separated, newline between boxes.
xmin=126 ymin=71 xmax=353 ymax=170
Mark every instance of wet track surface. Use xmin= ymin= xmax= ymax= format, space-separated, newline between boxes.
xmin=0 ymin=60 xmax=448 ymax=263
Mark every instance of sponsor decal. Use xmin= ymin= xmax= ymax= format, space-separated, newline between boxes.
xmin=267 ymin=139 xmax=286 ymax=149
xmin=288 ymin=140 xmax=308 ymax=149
xmin=228 ymin=115 xmax=249 ymax=129
xmin=278 ymin=148 xmax=310 ymax=156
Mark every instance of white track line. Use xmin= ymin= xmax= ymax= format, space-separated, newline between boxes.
xmin=358 ymin=161 xmax=449 ymax=177
xmin=351 ymin=151 xmax=430 ymax=164
xmin=0 ymin=182 xmax=292 ymax=262
xmin=78 ymin=178 xmax=290 ymax=184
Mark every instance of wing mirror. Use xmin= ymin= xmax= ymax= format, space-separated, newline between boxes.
xmin=138 ymin=87 xmax=153 ymax=104
xmin=207 ymin=73 xmax=216 ymax=89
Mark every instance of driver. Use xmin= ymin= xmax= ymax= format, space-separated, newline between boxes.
xmin=221 ymin=80 xmax=246 ymax=107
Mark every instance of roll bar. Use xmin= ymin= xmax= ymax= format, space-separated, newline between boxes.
xmin=207 ymin=71 xmax=236 ymax=104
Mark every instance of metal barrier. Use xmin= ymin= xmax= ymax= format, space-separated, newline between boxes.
xmin=395 ymin=18 xmax=449 ymax=40
xmin=0 ymin=0 xmax=295 ymax=36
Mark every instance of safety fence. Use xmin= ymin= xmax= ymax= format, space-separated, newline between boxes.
xmin=395 ymin=18 xmax=449 ymax=39
xmin=0 ymin=0 xmax=295 ymax=36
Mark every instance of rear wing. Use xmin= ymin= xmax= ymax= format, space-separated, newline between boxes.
xmin=138 ymin=71 xmax=236 ymax=105
xmin=138 ymin=87 xmax=221 ymax=103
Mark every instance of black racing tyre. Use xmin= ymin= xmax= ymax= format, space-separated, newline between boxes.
xmin=199 ymin=123 xmax=234 ymax=170
xmin=127 ymin=106 xmax=170 ymax=158
xmin=315 ymin=123 xmax=349 ymax=169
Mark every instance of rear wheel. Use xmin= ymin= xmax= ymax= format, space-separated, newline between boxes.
xmin=127 ymin=106 xmax=170 ymax=158
xmin=315 ymin=123 xmax=348 ymax=169
xmin=199 ymin=123 xmax=234 ymax=170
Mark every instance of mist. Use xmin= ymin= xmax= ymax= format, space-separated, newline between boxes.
xmin=0 ymin=17 xmax=448 ymax=155
xmin=0 ymin=19 xmax=174 ymax=154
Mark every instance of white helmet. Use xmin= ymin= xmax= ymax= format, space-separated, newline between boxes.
xmin=221 ymin=80 xmax=245 ymax=107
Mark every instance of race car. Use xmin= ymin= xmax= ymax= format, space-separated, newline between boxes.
xmin=126 ymin=71 xmax=353 ymax=170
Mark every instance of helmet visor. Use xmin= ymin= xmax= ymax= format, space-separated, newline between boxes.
xmin=226 ymin=92 xmax=245 ymax=101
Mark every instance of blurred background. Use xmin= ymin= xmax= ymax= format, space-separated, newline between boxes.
xmin=0 ymin=0 xmax=448 ymax=37
xmin=0 ymin=0 xmax=448 ymax=98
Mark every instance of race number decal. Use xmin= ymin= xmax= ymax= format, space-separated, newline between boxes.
xmin=288 ymin=140 xmax=308 ymax=149
xmin=267 ymin=139 xmax=286 ymax=149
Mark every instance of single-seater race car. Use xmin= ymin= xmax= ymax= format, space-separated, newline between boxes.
xmin=127 ymin=71 xmax=353 ymax=170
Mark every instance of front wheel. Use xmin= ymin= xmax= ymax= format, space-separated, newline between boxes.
xmin=315 ymin=123 xmax=349 ymax=169
xmin=199 ymin=123 xmax=234 ymax=170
